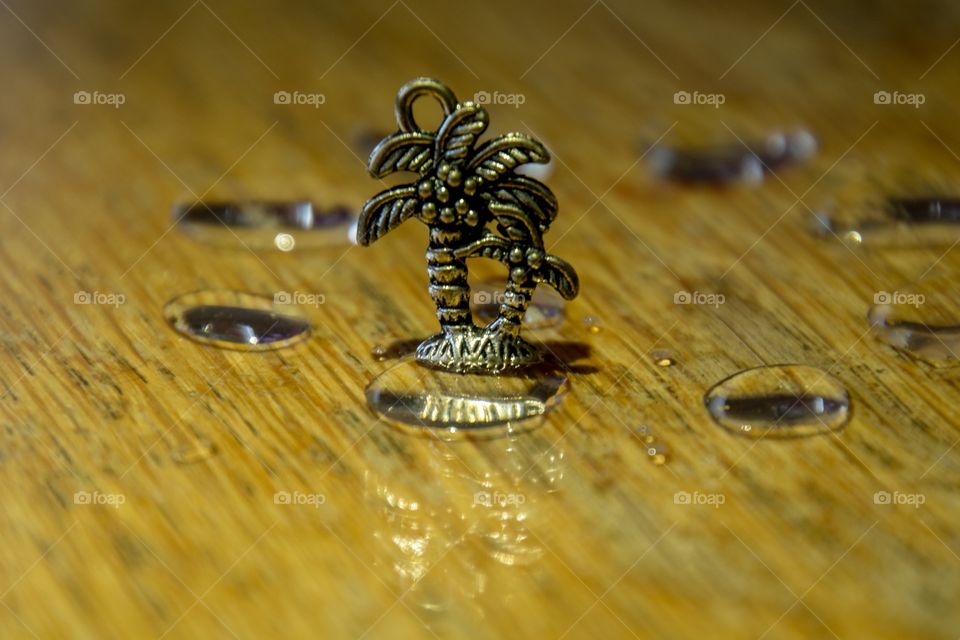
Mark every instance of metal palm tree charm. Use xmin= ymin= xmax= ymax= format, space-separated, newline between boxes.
xmin=357 ymin=78 xmax=579 ymax=374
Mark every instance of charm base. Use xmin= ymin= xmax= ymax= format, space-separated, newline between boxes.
xmin=415 ymin=326 xmax=543 ymax=374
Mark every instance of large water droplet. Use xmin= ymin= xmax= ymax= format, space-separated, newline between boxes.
xmin=366 ymin=358 xmax=567 ymax=437
xmin=164 ymin=290 xmax=310 ymax=350
xmin=471 ymin=280 xmax=565 ymax=329
xmin=173 ymin=200 xmax=354 ymax=250
xmin=704 ymin=365 xmax=850 ymax=438
xmin=648 ymin=129 xmax=816 ymax=186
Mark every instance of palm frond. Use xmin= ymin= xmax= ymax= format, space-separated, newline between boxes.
xmin=534 ymin=255 xmax=579 ymax=300
xmin=368 ymin=132 xmax=435 ymax=178
xmin=452 ymin=233 xmax=511 ymax=261
xmin=481 ymin=175 xmax=557 ymax=225
xmin=435 ymin=102 xmax=488 ymax=167
xmin=488 ymin=202 xmax=544 ymax=247
xmin=356 ymin=185 xmax=419 ymax=246
xmin=467 ymin=133 xmax=549 ymax=182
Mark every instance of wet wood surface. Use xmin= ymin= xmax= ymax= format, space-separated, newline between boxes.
xmin=1 ymin=0 xmax=959 ymax=638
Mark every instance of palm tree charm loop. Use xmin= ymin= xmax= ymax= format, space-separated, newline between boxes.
xmin=357 ymin=78 xmax=579 ymax=374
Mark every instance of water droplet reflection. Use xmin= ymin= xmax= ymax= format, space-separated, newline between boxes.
xmin=704 ymin=365 xmax=851 ymax=438
xmin=365 ymin=358 xmax=567 ymax=437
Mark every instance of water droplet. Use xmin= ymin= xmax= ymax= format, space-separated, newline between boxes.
xmin=817 ymin=197 xmax=960 ymax=248
xmin=646 ymin=442 xmax=670 ymax=465
xmin=173 ymin=200 xmax=354 ymax=250
xmin=651 ymin=349 xmax=677 ymax=367
xmin=471 ymin=280 xmax=565 ymax=329
xmin=648 ymin=129 xmax=816 ymax=185
xmin=170 ymin=438 xmax=217 ymax=464
xmin=365 ymin=358 xmax=567 ymax=438
xmin=164 ymin=290 xmax=310 ymax=351
xmin=869 ymin=301 xmax=960 ymax=367
xmin=582 ymin=315 xmax=601 ymax=333
xmin=274 ymin=232 xmax=295 ymax=251
xmin=704 ymin=365 xmax=851 ymax=438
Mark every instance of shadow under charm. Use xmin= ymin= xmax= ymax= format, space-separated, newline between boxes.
xmin=356 ymin=77 xmax=579 ymax=374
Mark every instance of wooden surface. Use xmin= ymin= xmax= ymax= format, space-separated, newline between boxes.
xmin=2 ymin=0 xmax=960 ymax=638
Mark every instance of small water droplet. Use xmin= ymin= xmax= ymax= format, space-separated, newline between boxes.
xmin=274 ymin=232 xmax=295 ymax=251
xmin=164 ymin=290 xmax=310 ymax=351
xmin=174 ymin=200 xmax=354 ymax=250
xmin=582 ymin=315 xmax=601 ymax=333
xmin=365 ymin=358 xmax=567 ymax=438
xmin=470 ymin=280 xmax=565 ymax=329
xmin=651 ymin=349 xmax=677 ymax=367
xmin=704 ymin=365 xmax=850 ymax=438
xmin=170 ymin=438 xmax=217 ymax=464
xmin=646 ymin=442 xmax=670 ymax=465
xmin=869 ymin=300 xmax=960 ymax=366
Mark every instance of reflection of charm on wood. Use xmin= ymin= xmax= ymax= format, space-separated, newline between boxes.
xmin=357 ymin=78 xmax=579 ymax=374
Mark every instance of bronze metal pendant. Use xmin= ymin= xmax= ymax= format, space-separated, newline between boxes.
xmin=357 ymin=78 xmax=579 ymax=374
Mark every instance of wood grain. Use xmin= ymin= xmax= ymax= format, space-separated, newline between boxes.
xmin=1 ymin=0 xmax=959 ymax=638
